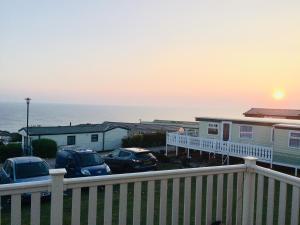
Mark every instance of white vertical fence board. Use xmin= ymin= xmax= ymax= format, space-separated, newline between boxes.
xmin=206 ymin=175 xmax=213 ymax=225
xmin=146 ymin=181 xmax=155 ymax=225
xmin=266 ymin=178 xmax=275 ymax=225
xmin=183 ymin=177 xmax=191 ymax=225
xmin=236 ymin=173 xmax=243 ymax=225
xmin=159 ymin=179 xmax=168 ymax=225
xmin=172 ymin=178 xmax=180 ymax=225
xmin=216 ymin=174 xmax=224 ymax=221
xmin=278 ymin=182 xmax=287 ymax=225
xmin=255 ymin=175 xmax=264 ymax=225
xmin=133 ymin=182 xmax=142 ymax=225
xmin=11 ymin=194 xmax=21 ymax=225
xmin=88 ymin=186 xmax=98 ymax=225
xmin=195 ymin=176 xmax=203 ymax=225
xmin=119 ymin=184 xmax=128 ymax=225
xmin=291 ymin=187 xmax=299 ymax=225
xmin=104 ymin=185 xmax=113 ymax=225
xmin=71 ymin=188 xmax=81 ymax=225
xmin=0 ymin=197 xmax=1 ymax=225
xmin=50 ymin=170 xmax=65 ymax=225
xmin=31 ymin=192 xmax=41 ymax=225
xmin=226 ymin=174 xmax=233 ymax=225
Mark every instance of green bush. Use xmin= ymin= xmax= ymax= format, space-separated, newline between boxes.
xmin=122 ymin=132 xmax=166 ymax=148
xmin=32 ymin=139 xmax=57 ymax=158
xmin=0 ymin=143 xmax=23 ymax=163
xmin=10 ymin=133 xmax=22 ymax=142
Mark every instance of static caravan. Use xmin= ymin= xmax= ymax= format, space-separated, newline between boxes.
xmin=19 ymin=124 xmax=129 ymax=152
xmin=166 ymin=116 xmax=300 ymax=171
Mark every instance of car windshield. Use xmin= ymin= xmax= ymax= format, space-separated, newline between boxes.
xmin=79 ymin=153 xmax=104 ymax=167
xmin=15 ymin=162 xmax=49 ymax=179
xmin=135 ymin=152 xmax=154 ymax=160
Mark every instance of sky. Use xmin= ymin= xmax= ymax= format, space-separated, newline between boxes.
xmin=0 ymin=0 xmax=300 ymax=108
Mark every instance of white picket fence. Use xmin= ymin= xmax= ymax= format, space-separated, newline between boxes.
xmin=0 ymin=157 xmax=300 ymax=225
xmin=167 ymin=132 xmax=273 ymax=163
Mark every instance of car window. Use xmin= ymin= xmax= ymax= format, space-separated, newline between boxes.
xmin=78 ymin=153 xmax=104 ymax=167
xmin=111 ymin=149 xmax=121 ymax=157
xmin=3 ymin=161 xmax=9 ymax=173
xmin=4 ymin=161 xmax=14 ymax=179
xmin=135 ymin=152 xmax=155 ymax=160
xmin=15 ymin=161 xmax=49 ymax=179
xmin=119 ymin=151 xmax=131 ymax=158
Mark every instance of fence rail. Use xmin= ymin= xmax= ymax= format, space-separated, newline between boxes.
xmin=0 ymin=157 xmax=300 ymax=225
xmin=167 ymin=132 xmax=273 ymax=163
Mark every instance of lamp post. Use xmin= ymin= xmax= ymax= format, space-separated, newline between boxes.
xmin=25 ymin=98 xmax=31 ymax=155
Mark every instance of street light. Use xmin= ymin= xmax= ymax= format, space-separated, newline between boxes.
xmin=25 ymin=97 xmax=31 ymax=155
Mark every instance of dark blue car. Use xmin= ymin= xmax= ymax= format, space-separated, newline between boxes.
xmin=55 ymin=148 xmax=111 ymax=178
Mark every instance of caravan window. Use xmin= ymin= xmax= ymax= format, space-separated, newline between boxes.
xmin=208 ymin=123 xmax=219 ymax=135
xmin=240 ymin=125 xmax=253 ymax=139
xmin=289 ymin=132 xmax=300 ymax=148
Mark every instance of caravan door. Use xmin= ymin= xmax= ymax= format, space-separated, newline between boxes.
xmin=222 ymin=122 xmax=231 ymax=141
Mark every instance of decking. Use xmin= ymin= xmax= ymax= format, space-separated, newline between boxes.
xmin=166 ymin=132 xmax=273 ymax=163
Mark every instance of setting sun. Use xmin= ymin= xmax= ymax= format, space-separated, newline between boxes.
xmin=273 ymin=90 xmax=285 ymax=101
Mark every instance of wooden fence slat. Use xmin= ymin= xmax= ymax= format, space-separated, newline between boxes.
xmin=236 ymin=173 xmax=243 ymax=225
xmin=206 ymin=175 xmax=213 ymax=225
xmin=71 ymin=188 xmax=81 ymax=225
xmin=159 ymin=179 xmax=168 ymax=225
xmin=172 ymin=178 xmax=180 ymax=225
xmin=11 ymin=194 xmax=21 ymax=225
xmin=195 ymin=176 xmax=203 ymax=225
xmin=266 ymin=178 xmax=275 ymax=225
xmin=31 ymin=192 xmax=41 ymax=225
xmin=119 ymin=184 xmax=128 ymax=225
xmin=146 ymin=181 xmax=155 ymax=225
xmin=104 ymin=184 xmax=113 ymax=225
xmin=255 ymin=175 xmax=264 ymax=225
xmin=88 ymin=186 xmax=98 ymax=225
xmin=216 ymin=174 xmax=224 ymax=221
xmin=184 ymin=177 xmax=191 ymax=225
xmin=133 ymin=182 xmax=142 ymax=225
xmin=291 ymin=187 xmax=299 ymax=225
xmin=226 ymin=174 xmax=233 ymax=225
xmin=278 ymin=182 xmax=287 ymax=225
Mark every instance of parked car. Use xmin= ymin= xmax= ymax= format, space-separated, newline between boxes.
xmin=0 ymin=157 xmax=50 ymax=184
xmin=55 ymin=148 xmax=111 ymax=178
xmin=103 ymin=148 xmax=158 ymax=173
xmin=0 ymin=157 xmax=51 ymax=203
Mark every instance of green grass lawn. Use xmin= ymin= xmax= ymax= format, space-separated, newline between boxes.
xmin=0 ymin=162 xmax=297 ymax=225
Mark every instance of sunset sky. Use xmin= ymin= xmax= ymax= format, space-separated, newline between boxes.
xmin=0 ymin=1 xmax=299 ymax=108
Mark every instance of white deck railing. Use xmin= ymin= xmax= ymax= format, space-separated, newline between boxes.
xmin=167 ymin=132 xmax=273 ymax=163
xmin=0 ymin=157 xmax=300 ymax=225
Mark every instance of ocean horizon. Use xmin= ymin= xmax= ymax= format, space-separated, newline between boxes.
xmin=0 ymin=102 xmax=246 ymax=132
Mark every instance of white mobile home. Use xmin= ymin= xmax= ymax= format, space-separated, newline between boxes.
xmin=166 ymin=116 xmax=300 ymax=172
xmin=19 ymin=124 xmax=129 ymax=152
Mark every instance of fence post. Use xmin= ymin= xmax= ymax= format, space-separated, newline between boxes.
xmin=50 ymin=169 xmax=66 ymax=225
xmin=242 ymin=157 xmax=257 ymax=225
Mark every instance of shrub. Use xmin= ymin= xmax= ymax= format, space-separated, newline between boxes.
xmin=10 ymin=133 xmax=22 ymax=142
xmin=0 ymin=143 xmax=23 ymax=163
xmin=32 ymin=139 xmax=57 ymax=158
xmin=122 ymin=132 xmax=166 ymax=148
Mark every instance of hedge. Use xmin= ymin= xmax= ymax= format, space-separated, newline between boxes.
xmin=32 ymin=139 xmax=58 ymax=158
xmin=0 ymin=143 xmax=23 ymax=163
xmin=122 ymin=132 xmax=166 ymax=148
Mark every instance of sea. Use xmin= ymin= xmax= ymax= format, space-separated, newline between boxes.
xmin=0 ymin=102 xmax=245 ymax=132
